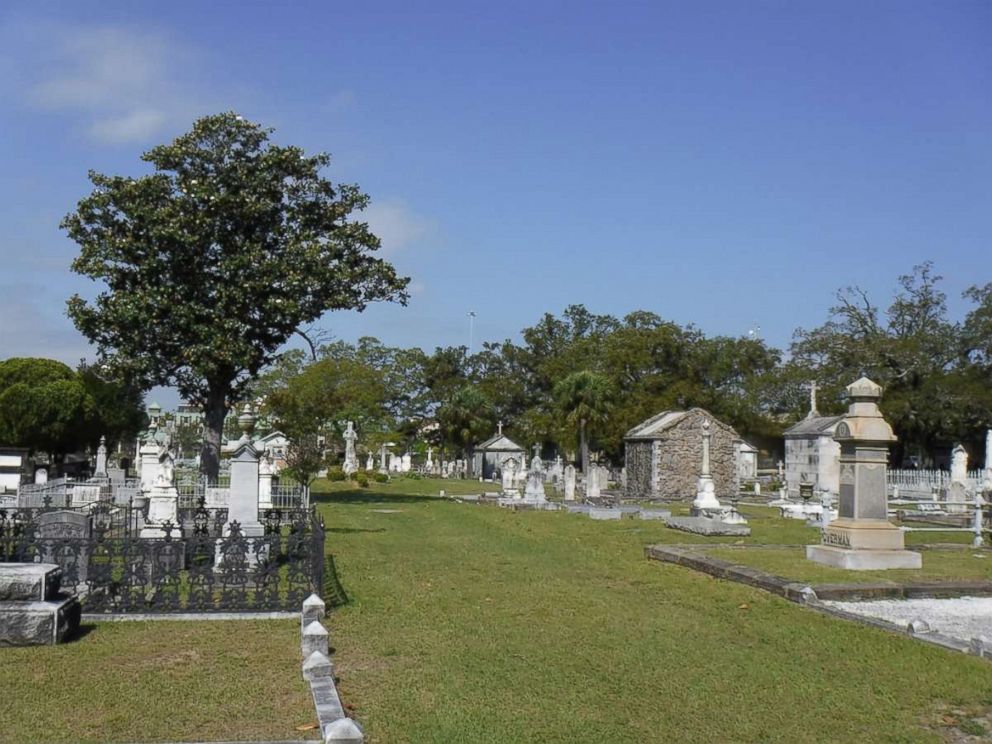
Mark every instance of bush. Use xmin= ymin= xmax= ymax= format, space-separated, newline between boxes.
xmin=356 ymin=473 xmax=369 ymax=488
xmin=327 ymin=467 xmax=346 ymax=482
xmin=372 ymin=471 xmax=388 ymax=483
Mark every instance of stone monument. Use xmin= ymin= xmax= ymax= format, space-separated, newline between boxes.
xmin=501 ymin=458 xmax=519 ymax=495
xmin=342 ymin=421 xmax=359 ymax=476
xmin=806 ymin=377 xmax=921 ymax=570
xmin=564 ymin=464 xmax=576 ymax=501
xmin=217 ymin=405 xmax=266 ymax=560
xmin=258 ymin=453 xmax=274 ymax=512
xmin=524 ymin=445 xmax=546 ymax=502
xmin=691 ymin=420 xmax=722 ymax=516
xmin=94 ymin=435 xmax=108 ymax=478
xmin=947 ymin=444 xmax=969 ymax=513
xmin=140 ymin=449 xmax=181 ymax=539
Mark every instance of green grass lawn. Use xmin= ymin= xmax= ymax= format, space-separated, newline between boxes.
xmin=315 ymin=477 xmax=992 ymax=743
xmin=0 ymin=620 xmax=317 ymax=744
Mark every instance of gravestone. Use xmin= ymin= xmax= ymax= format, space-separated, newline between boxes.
xmin=36 ymin=510 xmax=93 ymax=583
xmin=564 ymin=465 xmax=576 ymax=501
xmin=342 ymin=422 xmax=359 ymax=476
xmin=806 ymin=377 xmax=922 ymax=570
xmin=524 ymin=447 xmax=546 ymax=502
xmin=95 ymin=435 xmax=108 ymax=477
xmin=691 ymin=420 xmax=722 ymax=515
xmin=501 ymin=458 xmax=519 ymax=494
xmin=947 ymin=444 xmax=969 ymax=513
xmin=587 ymin=467 xmax=601 ymax=500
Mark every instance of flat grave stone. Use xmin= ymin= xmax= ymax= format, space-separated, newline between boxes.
xmin=639 ymin=508 xmax=673 ymax=520
xmin=664 ymin=516 xmax=751 ymax=536
xmin=0 ymin=595 xmax=81 ymax=646
xmin=0 ymin=563 xmax=61 ymax=602
xmin=589 ymin=507 xmax=623 ymax=521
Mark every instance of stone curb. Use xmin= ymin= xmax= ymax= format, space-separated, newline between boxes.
xmin=298 ymin=593 xmax=364 ymax=743
xmin=645 ymin=543 xmax=992 ymax=661
xmin=82 ymin=611 xmax=299 ymax=622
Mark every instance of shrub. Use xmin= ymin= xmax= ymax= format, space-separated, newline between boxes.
xmin=356 ymin=473 xmax=369 ymax=488
xmin=372 ymin=471 xmax=388 ymax=483
xmin=327 ymin=467 xmax=346 ymax=482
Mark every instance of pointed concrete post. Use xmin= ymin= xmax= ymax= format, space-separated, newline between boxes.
xmin=302 ymin=620 xmax=329 ymax=658
xmin=302 ymin=593 xmax=326 ymax=633
xmin=324 ymin=718 xmax=364 ymax=744
xmin=303 ymin=650 xmax=334 ymax=681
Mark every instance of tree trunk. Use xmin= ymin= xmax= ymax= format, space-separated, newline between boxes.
xmin=200 ymin=389 xmax=228 ymax=482
xmin=579 ymin=418 xmax=589 ymax=474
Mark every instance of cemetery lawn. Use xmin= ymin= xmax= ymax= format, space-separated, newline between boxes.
xmin=315 ymin=478 xmax=992 ymax=744
xmin=0 ymin=620 xmax=318 ymax=744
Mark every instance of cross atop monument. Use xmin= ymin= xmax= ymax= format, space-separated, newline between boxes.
xmin=806 ymin=380 xmax=819 ymax=418
xmin=497 ymin=420 xmax=503 ymax=436
xmin=532 ymin=442 xmax=541 ymax=459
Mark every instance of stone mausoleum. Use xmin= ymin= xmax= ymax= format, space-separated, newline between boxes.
xmin=472 ymin=424 xmax=526 ymax=480
xmin=624 ymin=408 xmax=740 ymax=500
xmin=783 ymin=383 xmax=842 ymax=498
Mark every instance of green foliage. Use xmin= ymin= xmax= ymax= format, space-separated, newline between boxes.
xmin=0 ymin=358 xmax=95 ymax=458
xmin=372 ymin=471 xmax=389 ymax=483
xmin=436 ymin=385 xmax=494 ymax=457
xmin=327 ymin=466 xmax=346 ymax=482
xmin=62 ymin=112 xmax=409 ymax=477
xmin=355 ymin=472 xmax=369 ymax=488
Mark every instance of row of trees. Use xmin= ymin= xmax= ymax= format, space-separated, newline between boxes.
xmin=40 ymin=113 xmax=990 ymax=479
xmin=256 ymin=263 xmax=992 ymax=471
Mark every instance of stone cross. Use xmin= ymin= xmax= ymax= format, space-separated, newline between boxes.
xmin=807 ymin=380 xmax=819 ymax=418
xmin=497 ymin=420 xmax=503 ymax=436
xmin=700 ymin=420 xmax=711 ymax=478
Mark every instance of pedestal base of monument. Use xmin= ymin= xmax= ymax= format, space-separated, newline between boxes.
xmin=806 ymin=518 xmax=921 ymax=570
xmin=805 ymin=545 xmax=922 ymax=570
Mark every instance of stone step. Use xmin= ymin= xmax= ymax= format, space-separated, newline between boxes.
xmin=0 ymin=563 xmax=62 ymax=602
xmin=0 ymin=595 xmax=81 ymax=646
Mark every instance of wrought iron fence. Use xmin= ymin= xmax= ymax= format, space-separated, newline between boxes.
xmin=0 ymin=499 xmax=325 ymax=614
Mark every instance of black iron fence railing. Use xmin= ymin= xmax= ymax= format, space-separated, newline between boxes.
xmin=0 ymin=500 xmax=325 ymax=614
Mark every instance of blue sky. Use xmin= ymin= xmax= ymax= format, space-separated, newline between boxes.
xmin=1 ymin=1 xmax=989 ymax=407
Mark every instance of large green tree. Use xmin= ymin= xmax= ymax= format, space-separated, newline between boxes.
xmin=63 ymin=112 xmax=409 ymax=479
xmin=0 ymin=358 xmax=95 ymax=462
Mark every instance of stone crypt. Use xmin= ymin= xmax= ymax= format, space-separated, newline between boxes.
xmin=806 ymin=377 xmax=922 ymax=570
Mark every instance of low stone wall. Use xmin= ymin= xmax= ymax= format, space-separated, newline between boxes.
xmin=299 ymin=593 xmax=365 ymax=743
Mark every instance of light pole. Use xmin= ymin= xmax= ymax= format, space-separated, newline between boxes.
xmin=468 ymin=311 xmax=476 ymax=354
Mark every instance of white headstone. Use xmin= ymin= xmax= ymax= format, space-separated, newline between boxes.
xmin=564 ymin=464 xmax=576 ymax=501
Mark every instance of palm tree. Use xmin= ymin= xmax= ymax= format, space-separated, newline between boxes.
xmin=437 ymin=385 xmax=494 ymax=461
xmin=553 ymin=370 xmax=615 ymax=474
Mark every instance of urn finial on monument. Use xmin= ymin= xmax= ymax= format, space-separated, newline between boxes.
xmin=806 ymin=376 xmax=920 ymax=570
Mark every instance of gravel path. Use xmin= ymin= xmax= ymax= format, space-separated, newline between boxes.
xmin=825 ymin=596 xmax=992 ymax=643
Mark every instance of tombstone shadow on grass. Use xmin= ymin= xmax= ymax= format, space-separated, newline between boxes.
xmin=65 ymin=622 xmax=98 ymax=643
xmin=312 ymin=490 xmax=441 ymax=506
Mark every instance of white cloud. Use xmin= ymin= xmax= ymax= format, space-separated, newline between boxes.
xmin=16 ymin=24 xmax=210 ymax=144
xmin=88 ymin=109 xmax=168 ymax=144
xmin=361 ymin=198 xmax=434 ymax=256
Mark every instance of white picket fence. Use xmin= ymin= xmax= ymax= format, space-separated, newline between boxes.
xmin=887 ymin=469 xmax=987 ymax=498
